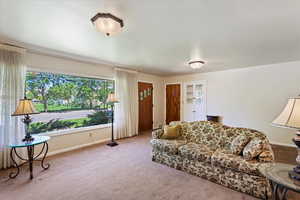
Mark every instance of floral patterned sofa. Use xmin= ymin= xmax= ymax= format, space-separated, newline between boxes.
xmin=150 ymin=121 xmax=274 ymax=199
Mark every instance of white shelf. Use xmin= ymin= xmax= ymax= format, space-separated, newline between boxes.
xmin=183 ymin=81 xmax=207 ymax=122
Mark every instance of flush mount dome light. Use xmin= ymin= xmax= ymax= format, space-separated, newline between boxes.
xmin=188 ymin=60 xmax=205 ymax=69
xmin=91 ymin=13 xmax=124 ymax=36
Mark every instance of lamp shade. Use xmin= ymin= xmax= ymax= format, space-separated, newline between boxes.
xmin=12 ymin=99 xmax=39 ymax=116
xmin=106 ymin=93 xmax=119 ymax=104
xmin=272 ymin=97 xmax=300 ymax=129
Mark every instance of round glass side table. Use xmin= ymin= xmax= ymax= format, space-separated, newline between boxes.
xmin=259 ymin=163 xmax=300 ymax=200
xmin=8 ymin=135 xmax=50 ymax=179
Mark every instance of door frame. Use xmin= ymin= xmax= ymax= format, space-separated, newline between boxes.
xmin=138 ymin=80 xmax=154 ymax=132
xmin=165 ymin=82 xmax=182 ymax=124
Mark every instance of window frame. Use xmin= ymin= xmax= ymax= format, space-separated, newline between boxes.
xmin=25 ymin=69 xmax=115 ymax=136
xmin=39 ymin=123 xmax=111 ymax=138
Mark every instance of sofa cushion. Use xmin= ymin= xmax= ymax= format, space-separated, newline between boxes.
xmin=211 ymin=149 xmax=262 ymax=176
xmin=230 ymin=135 xmax=250 ymax=155
xmin=181 ymin=121 xmax=224 ymax=150
xmin=150 ymin=139 xmax=186 ymax=155
xmin=243 ymin=138 xmax=265 ymax=160
xmin=178 ymin=143 xmax=214 ymax=163
xmin=169 ymin=121 xmax=183 ymax=126
xmin=161 ymin=125 xmax=181 ymax=139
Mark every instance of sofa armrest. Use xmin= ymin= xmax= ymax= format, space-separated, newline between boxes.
xmin=152 ymin=129 xmax=164 ymax=139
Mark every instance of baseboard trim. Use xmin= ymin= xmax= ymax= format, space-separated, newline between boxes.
xmin=47 ymin=138 xmax=111 ymax=157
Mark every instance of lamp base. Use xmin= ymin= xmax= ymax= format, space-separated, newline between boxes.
xmin=289 ymin=167 xmax=300 ymax=181
xmin=22 ymin=114 xmax=34 ymax=142
xmin=107 ymin=141 xmax=118 ymax=147
xmin=22 ymin=135 xmax=34 ymax=142
xmin=289 ymin=133 xmax=300 ymax=181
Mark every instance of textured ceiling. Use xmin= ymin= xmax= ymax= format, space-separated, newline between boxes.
xmin=1 ymin=0 xmax=300 ymax=75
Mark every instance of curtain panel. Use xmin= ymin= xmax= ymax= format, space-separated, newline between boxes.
xmin=0 ymin=49 xmax=26 ymax=169
xmin=114 ymin=70 xmax=138 ymax=139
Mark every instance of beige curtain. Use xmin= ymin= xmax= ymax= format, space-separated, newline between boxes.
xmin=0 ymin=48 xmax=26 ymax=169
xmin=114 ymin=69 xmax=138 ymax=139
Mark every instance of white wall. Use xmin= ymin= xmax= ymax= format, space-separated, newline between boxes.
xmin=26 ymin=52 xmax=165 ymax=128
xmin=26 ymin=53 xmax=114 ymax=79
xmin=164 ymin=61 xmax=300 ymax=146
xmin=24 ymin=52 xmax=165 ymax=154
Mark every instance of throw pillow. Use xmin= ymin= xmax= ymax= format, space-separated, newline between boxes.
xmin=169 ymin=121 xmax=182 ymax=126
xmin=243 ymin=138 xmax=265 ymax=160
xmin=230 ymin=135 xmax=250 ymax=155
xmin=258 ymin=150 xmax=274 ymax=162
xmin=161 ymin=125 xmax=181 ymax=139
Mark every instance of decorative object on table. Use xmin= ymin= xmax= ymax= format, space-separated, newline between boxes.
xmin=140 ymin=91 xmax=144 ymax=101
xmin=106 ymin=93 xmax=119 ymax=147
xmin=206 ymin=115 xmax=220 ymax=123
xmin=272 ymin=97 xmax=300 ymax=181
xmin=11 ymin=97 xmax=39 ymax=142
xmin=259 ymin=163 xmax=300 ymax=200
xmin=91 ymin=13 xmax=124 ymax=36
xmin=147 ymin=88 xmax=151 ymax=96
xmin=9 ymin=135 xmax=50 ymax=180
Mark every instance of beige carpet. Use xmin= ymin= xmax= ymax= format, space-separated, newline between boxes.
xmin=0 ymin=132 xmax=281 ymax=200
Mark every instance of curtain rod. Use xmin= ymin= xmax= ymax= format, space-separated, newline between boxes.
xmin=0 ymin=42 xmax=26 ymax=54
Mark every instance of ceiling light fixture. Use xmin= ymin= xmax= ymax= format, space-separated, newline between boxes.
xmin=188 ymin=60 xmax=205 ymax=69
xmin=91 ymin=13 xmax=124 ymax=36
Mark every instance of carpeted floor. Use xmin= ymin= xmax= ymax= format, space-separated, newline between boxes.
xmin=0 ymin=132 xmax=288 ymax=200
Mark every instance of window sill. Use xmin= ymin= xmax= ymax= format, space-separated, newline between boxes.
xmin=38 ymin=123 xmax=112 ymax=138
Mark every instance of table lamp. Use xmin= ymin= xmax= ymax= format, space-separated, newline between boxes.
xmin=11 ymin=97 xmax=39 ymax=141
xmin=106 ymin=93 xmax=119 ymax=147
xmin=272 ymin=97 xmax=300 ymax=181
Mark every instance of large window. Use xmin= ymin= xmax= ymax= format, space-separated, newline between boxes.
xmin=25 ymin=71 xmax=114 ymax=134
